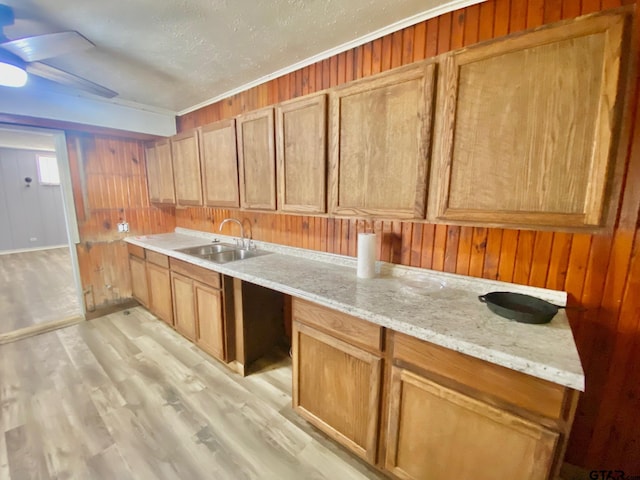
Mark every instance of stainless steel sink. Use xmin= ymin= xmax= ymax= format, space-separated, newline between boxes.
xmin=176 ymin=243 xmax=236 ymax=256
xmin=176 ymin=242 xmax=272 ymax=263
xmin=199 ymin=248 xmax=272 ymax=264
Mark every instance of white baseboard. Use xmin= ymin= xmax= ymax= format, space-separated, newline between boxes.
xmin=0 ymin=244 xmax=68 ymax=255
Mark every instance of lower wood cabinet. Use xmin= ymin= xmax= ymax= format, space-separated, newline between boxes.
xmin=146 ymin=260 xmax=173 ymax=326
xmin=129 ymin=254 xmax=149 ymax=308
xmin=291 ymin=298 xmax=578 ymax=479
xmin=292 ymin=321 xmax=382 ymax=463
xmin=171 ymin=271 xmax=198 ymax=341
xmin=194 ymin=281 xmax=225 ymax=359
xmin=170 ymin=261 xmax=226 ymax=362
xmin=129 ymin=248 xmax=284 ymax=371
xmin=385 ymin=366 xmax=558 ymax=480
xmin=291 ymin=298 xmax=384 ymax=462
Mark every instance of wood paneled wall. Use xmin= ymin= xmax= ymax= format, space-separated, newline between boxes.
xmin=177 ymin=0 xmax=640 ymax=472
xmin=65 ymin=133 xmax=175 ymax=310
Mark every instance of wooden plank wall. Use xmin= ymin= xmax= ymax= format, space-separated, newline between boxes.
xmin=176 ymin=0 xmax=640 ymax=472
xmin=65 ymin=133 xmax=175 ymax=311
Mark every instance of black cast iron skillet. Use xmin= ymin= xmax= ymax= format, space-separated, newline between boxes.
xmin=478 ymin=291 xmax=564 ymax=324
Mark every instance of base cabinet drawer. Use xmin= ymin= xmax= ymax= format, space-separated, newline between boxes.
xmin=292 ymin=321 xmax=382 ymax=463
xmin=385 ymin=366 xmax=558 ymax=480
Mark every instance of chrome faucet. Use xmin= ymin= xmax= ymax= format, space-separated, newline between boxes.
xmin=219 ymin=218 xmax=248 ymax=249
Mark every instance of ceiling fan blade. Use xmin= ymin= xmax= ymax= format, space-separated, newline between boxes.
xmin=26 ymin=61 xmax=117 ymax=98
xmin=2 ymin=31 xmax=94 ymax=62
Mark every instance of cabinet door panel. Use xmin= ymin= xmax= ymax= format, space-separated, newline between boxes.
xmin=385 ymin=367 xmax=558 ymax=480
xmin=172 ymin=129 xmax=203 ymax=206
xmin=145 ymin=144 xmax=161 ymax=203
xmin=429 ymin=10 xmax=629 ymax=230
xmin=129 ymin=255 xmax=149 ymax=307
xmin=195 ymin=281 xmax=225 ymax=360
xmin=276 ymin=94 xmax=327 ymax=213
xmin=200 ymin=119 xmax=240 ymax=207
xmin=147 ymin=263 xmax=173 ymax=326
xmin=237 ymin=107 xmax=276 ymax=210
xmin=293 ymin=321 xmax=381 ymax=462
xmin=154 ymin=140 xmax=176 ymax=204
xmin=328 ymin=63 xmax=435 ymax=218
xmin=171 ymin=272 xmax=196 ymax=341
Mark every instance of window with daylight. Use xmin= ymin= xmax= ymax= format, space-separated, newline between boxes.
xmin=37 ymin=154 xmax=60 ymax=185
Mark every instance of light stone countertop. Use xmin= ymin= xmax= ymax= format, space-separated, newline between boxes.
xmin=126 ymin=227 xmax=585 ymax=391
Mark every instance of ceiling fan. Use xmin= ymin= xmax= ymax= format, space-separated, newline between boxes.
xmin=0 ymin=3 xmax=116 ymax=98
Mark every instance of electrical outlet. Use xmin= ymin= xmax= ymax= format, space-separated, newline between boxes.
xmin=117 ymin=222 xmax=129 ymax=233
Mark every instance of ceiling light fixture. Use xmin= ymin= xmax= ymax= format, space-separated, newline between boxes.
xmin=0 ymin=50 xmax=27 ymax=87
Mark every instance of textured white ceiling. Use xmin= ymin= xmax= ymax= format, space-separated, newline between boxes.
xmin=0 ymin=0 xmax=469 ymax=113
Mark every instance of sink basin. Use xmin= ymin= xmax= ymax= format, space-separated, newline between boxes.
xmin=176 ymin=243 xmax=236 ymax=256
xmin=177 ymin=242 xmax=272 ymax=264
xmin=200 ymin=248 xmax=272 ymax=264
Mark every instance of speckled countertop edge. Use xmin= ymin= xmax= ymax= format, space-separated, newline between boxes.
xmin=126 ymin=228 xmax=585 ymax=391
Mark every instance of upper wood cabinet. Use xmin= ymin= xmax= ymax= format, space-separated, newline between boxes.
xmin=328 ymin=63 xmax=436 ymax=218
xmin=172 ymin=129 xmax=203 ymax=206
xmin=276 ymin=94 xmax=327 ymax=213
xmin=237 ymin=107 xmax=276 ymax=210
xmin=145 ymin=139 xmax=176 ymax=204
xmin=200 ymin=119 xmax=240 ymax=208
xmin=428 ymin=9 xmax=630 ymax=231
xmin=145 ymin=143 xmax=160 ymax=202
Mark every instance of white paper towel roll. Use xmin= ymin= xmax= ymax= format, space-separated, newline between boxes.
xmin=357 ymin=233 xmax=377 ymax=279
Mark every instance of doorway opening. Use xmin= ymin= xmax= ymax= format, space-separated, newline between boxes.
xmin=0 ymin=125 xmax=84 ymax=343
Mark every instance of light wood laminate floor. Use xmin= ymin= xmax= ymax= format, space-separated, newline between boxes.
xmin=0 ymin=307 xmax=385 ymax=480
xmin=0 ymin=247 xmax=81 ymax=335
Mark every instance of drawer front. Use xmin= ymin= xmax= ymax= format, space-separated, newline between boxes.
xmin=292 ymin=297 xmax=382 ymax=353
xmin=127 ymin=243 xmax=145 ymax=259
xmin=392 ymin=332 xmax=567 ymax=420
xmin=170 ymin=257 xmax=221 ymax=289
xmin=146 ymin=250 xmax=169 ymax=268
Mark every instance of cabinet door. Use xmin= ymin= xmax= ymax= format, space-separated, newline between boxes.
xmin=145 ymin=144 xmax=161 ymax=203
xmin=129 ymin=255 xmax=149 ymax=307
xmin=328 ymin=63 xmax=435 ymax=218
xmin=385 ymin=367 xmax=558 ymax=480
xmin=147 ymin=263 xmax=173 ymax=326
xmin=172 ymin=129 xmax=203 ymax=206
xmin=428 ymin=10 xmax=629 ymax=230
xmin=154 ymin=139 xmax=176 ymax=204
xmin=194 ymin=281 xmax=225 ymax=361
xmin=276 ymin=94 xmax=327 ymax=213
xmin=237 ymin=107 xmax=276 ymax=210
xmin=171 ymin=272 xmax=196 ymax=341
xmin=292 ymin=321 xmax=382 ymax=462
xmin=200 ymin=119 xmax=240 ymax=207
